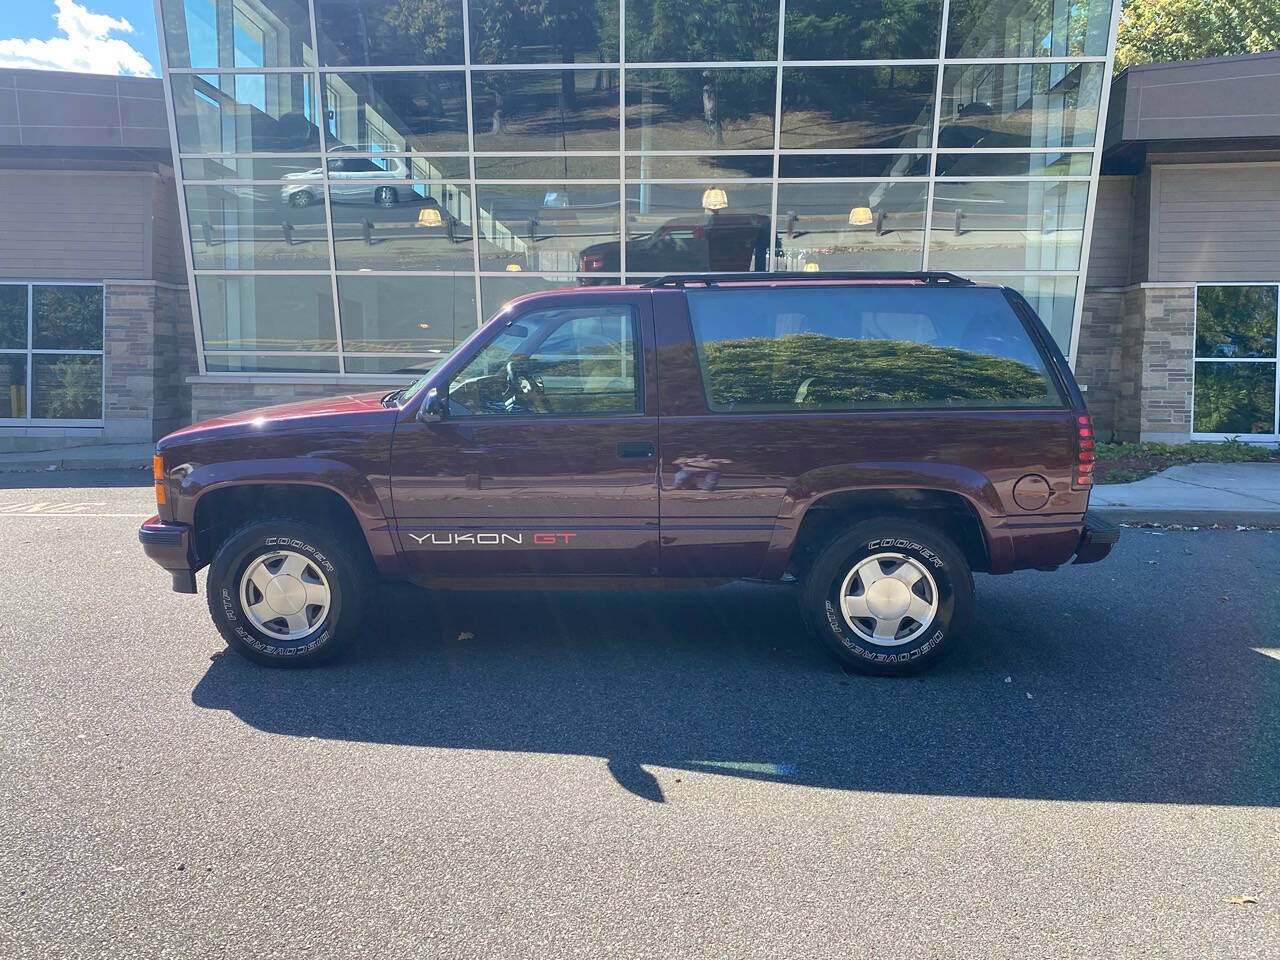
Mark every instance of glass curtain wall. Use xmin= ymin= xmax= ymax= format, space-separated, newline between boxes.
xmin=158 ymin=0 xmax=1120 ymax=377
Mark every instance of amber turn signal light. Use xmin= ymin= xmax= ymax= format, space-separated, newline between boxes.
xmin=153 ymin=455 xmax=166 ymax=506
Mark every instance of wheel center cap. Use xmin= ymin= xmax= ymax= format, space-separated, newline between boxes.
xmin=866 ymin=578 xmax=911 ymax=619
xmin=264 ymin=575 xmax=306 ymax=615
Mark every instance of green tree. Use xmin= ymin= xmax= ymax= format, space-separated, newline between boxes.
xmin=1116 ymin=0 xmax=1280 ymax=70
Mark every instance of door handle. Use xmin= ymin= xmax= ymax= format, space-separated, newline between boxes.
xmin=617 ymin=441 xmax=655 ymax=460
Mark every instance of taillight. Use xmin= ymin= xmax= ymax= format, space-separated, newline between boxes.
xmin=1074 ymin=414 xmax=1095 ymax=489
xmin=580 ymin=254 xmax=604 ymax=271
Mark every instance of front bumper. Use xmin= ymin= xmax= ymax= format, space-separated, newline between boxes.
xmin=138 ymin=516 xmax=197 ymax=593
xmin=1073 ymin=511 xmax=1120 ymax=565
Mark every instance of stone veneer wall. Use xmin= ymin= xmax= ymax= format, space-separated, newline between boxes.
xmin=189 ymin=379 xmax=396 ymax=421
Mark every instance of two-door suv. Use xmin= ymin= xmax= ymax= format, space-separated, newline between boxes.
xmin=140 ymin=272 xmax=1116 ymax=674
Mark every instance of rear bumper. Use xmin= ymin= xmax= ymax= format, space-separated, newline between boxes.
xmin=138 ymin=515 xmax=197 ymax=593
xmin=1073 ymin=511 xmax=1120 ymax=565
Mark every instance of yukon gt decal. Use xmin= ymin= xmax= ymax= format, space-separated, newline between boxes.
xmin=405 ymin=531 xmax=578 ymax=546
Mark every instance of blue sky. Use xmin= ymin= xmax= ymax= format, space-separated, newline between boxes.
xmin=0 ymin=1 xmax=160 ymax=76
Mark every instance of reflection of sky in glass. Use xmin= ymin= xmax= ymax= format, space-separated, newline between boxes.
xmin=184 ymin=0 xmax=218 ymax=67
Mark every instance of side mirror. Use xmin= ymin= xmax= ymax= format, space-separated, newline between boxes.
xmin=417 ymin=387 xmax=447 ymax=422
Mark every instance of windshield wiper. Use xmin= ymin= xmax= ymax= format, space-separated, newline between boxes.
xmin=381 ymin=381 xmax=417 ymax=407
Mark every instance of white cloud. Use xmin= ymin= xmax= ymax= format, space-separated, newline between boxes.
xmin=0 ymin=0 xmax=156 ymax=77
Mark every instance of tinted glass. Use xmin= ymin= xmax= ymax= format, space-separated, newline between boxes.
xmin=626 ymin=0 xmax=777 ymax=61
xmin=323 ymin=72 xmax=468 ymax=153
xmin=625 ymin=155 xmax=774 ymax=179
xmin=1193 ymin=363 xmax=1277 ymax=434
xmin=314 ymin=0 xmax=465 ymax=66
xmin=623 ymin=183 xmax=773 ymax=274
xmin=781 ymin=67 xmax=935 ymax=150
xmin=947 ymin=0 xmax=1114 ymax=58
xmin=0 ymin=354 xmax=25 ymax=418
xmin=927 ymin=181 xmax=1089 ymax=271
xmin=687 ymin=286 xmax=1059 ymax=412
xmin=330 ymin=182 xmax=472 ymax=270
xmin=31 ymin=355 xmax=103 ymax=420
xmin=785 ymin=0 xmax=943 ymax=60
xmin=160 ymin=0 xmax=315 ymax=68
xmin=779 ymin=154 xmax=927 ymax=179
xmin=32 ymin=287 xmax=102 ymax=350
xmin=935 ymin=152 xmax=1094 ymax=178
xmin=626 ymin=69 xmax=775 ymax=152
xmin=182 ymin=156 xmax=324 ymax=180
xmin=205 ymin=353 xmax=341 ymax=372
xmin=479 ymin=275 xmax=594 ymax=319
xmin=939 ymin=63 xmax=1103 ymax=150
xmin=471 ymin=70 xmax=620 ymax=152
xmin=776 ymin=181 xmax=926 ymax=271
xmin=344 ymin=355 xmax=441 ymax=375
xmin=476 ymin=184 xmax=620 ymax=271
xmin=0 ymin=285 xmax=25 ymax=349
xmin=173 ymin=73 xmax=320 ymax=153
xmin=469 ymin=0 xmax=618 ymax=63
xmin=969 ymin=274 xmax=1077 ymax=354
xmin=197 ymin=275 xmax=337 ymax=351
xmin=338 ymin=275 xmax=477 ymax=353
xmin=187 ymin=184 xmax=331 ymax=270
xmin=449 ymin=305 xmax=639 ymax=416
xmin=476 ymin=156 xmax=619 ymax=180
xmin=1195 ymin=286 xmax=1278 ymax=359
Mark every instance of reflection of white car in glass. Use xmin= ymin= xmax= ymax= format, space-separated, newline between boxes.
xmin=280 ymin=154 xmax=408 ymax=208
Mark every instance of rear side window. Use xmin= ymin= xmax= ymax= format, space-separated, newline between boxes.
xmin=686 ymin=286 xmax=1062 ymax=412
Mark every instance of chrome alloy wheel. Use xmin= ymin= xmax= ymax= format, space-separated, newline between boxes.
xmin=838 ymin=552 xmax=939 ymax=647
xmin=239 ymin=550 xmax=332 ymax=640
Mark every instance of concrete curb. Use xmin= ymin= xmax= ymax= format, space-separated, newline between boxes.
xmin=0 ymin=458 xmax=151 ymax=473
xmin=1090 ymin=505 xmax=1280 ymax=527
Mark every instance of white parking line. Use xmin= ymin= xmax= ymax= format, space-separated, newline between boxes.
xmin=0 ymin=501 xmax=151 ymax=517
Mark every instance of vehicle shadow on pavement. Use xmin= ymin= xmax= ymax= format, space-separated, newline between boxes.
xmin=191 ymin=555 xmax=1280 ymax=806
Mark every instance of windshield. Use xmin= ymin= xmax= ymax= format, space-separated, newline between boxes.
xmin=391 ymin=317 xmax=507 ymax=405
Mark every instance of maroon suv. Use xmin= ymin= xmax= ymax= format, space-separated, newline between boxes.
xmin=140 ymin=272 xmax=1116 ymax=674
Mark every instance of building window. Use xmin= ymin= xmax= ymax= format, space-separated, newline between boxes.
xmin=0 ymin=284 xmax=104 ymax=424
xmin=1193 ymin=285 xmax=1280 ymax=437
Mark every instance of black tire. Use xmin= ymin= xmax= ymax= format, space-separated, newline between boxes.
xmin=206 ymin=518 xmax=370 ymax=667
xmin=800 ymin=516 xmax=974 ymax=675
xmin=287 ymin=190 xmax=314 ymax=208
xmin=374 ymin=186 xmax=398 ymax=207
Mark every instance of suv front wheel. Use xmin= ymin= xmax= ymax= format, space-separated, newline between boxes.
xmin=206 ymin=518 xmax=369 ymax=667
xmin=801 ymin=517 xmax=974 ymax=675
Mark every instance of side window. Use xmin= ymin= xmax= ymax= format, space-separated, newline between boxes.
xmin=448 ymin=305 xmax=640 ymax=417
xmin=687 ymin=286 xmax=1061 ymax=412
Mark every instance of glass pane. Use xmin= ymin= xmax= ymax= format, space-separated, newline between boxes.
xmin=626 ymin=69 xmax=775 ymax=151
xmin=173 ymin=73 xmax=320 ymax=153
xmin=314 ymin=0 xmax=464 ymax=66
xmin=479 ymin=275 xmax=585 ymax=320
xmin=776 ymin=181 xmax=926 ymax=271
xmin=182 ymin=156 xmax=324 ymax=180
xmin=344 ymin=355 xmax=441 ymax=375
xmin=338 ymin=275 xmax=477 ymax=353
xmin=687 ymin=286 xmax=1059 ymax=412
xmin=0 ymin=354 xmax=26 ymax=418
xmin=469 ymin=0 xmax=618 ymax=63
xmin=624 ymin=182 xmax=773 ymax=274
xmin=31 ymin=355 xmax=102 ymax=420
xmin=781 ymin=67 xmax=936 ymax=150
xmin=471 ymin=70 xmax=620 ymax=152
xmin=625 ymin=155 xmax=773 ymax=179
xmin=947 ymin=0 xmax=1114 ymax=58
xmin=927 ymin=181 xmax=1089 ymax=271
xmin=331 ymin=182 xmax=472 ymax=270
xmin=785 ymin=0 xmax=943 ymax=60
xmin=323 ymin=72 xmax=468 ymax=153
xmin=187 ymin=184 xmax=331 ymax=270
xmin=1195 ymin=286 xmax=1278 ymax=359
xmin=778 ymin=153 xmax=927 ymax=179
xmin=449 ymin=305 xmax=639 ymax=416
xmin=196 ymin=275 xmax=337 ymax=350
xmin=0 ymin=285 xmax=25 ymax=349
xmin=476 ymin=155 xmax=619 ymax=179
xmin=940 ymin=63 xmax=1103 ymax=150
xmin=626 ymin=0 xmax=778 ymax=62
xmin=160 ymin=0 xmax=315 ymax=68
xmin=477 ymin=183 xmax=620 ymax=272
xmin=205 ymin=353 xmax=340 ymax=372
xmin=1193 ymin=362 xmax=1277 ymax=435
xmin=968 ymin=273 xmax=1077 ymax=353
xmin=935 ymin=152 xmax=1094 ymax=178
xmin=32 ymin=286 xmax=102 ymax=350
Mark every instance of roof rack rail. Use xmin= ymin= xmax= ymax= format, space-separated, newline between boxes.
xmin=640 ymin=271 xmax=974 ymax=288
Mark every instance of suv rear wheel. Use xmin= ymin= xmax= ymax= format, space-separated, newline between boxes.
xmin=206 ymin=518 xmax=369 ymax=667
xmin=800 ymin=516 xmax=973 ymax=675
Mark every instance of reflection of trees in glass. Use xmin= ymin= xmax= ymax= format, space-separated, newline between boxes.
xmin=626 ymin=0 xmax=777 ymax=61
xmin=32 ymin=356 xmax=103 ymax=420
xmin=629 ymin=69 xmax=774 ymax=148
xmin=781 ymin=67 xmax=936 ymax=150
xmin=1195 ymin=286 xmax=1278 ymax=359
xmin=947 ymin=0 xmax=1108 ymax=58
xmin=785 ymin=0 xmax=942 ymax=60
xmin=699 ymin=334 xmax=1052 ymax=410
xmin=1193 ymin=362 xmax=1276 ymax=434
xmin=0 ymin=286 xmax=25 ymax=349
xmin=33 ymin=287 xmax=103 ymax=351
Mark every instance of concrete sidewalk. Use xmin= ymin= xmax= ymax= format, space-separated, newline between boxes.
xmin=1090 ymin=462 xmax=1280 ymax=525
xmin=0 ymin=442 xmax=153 ymax=472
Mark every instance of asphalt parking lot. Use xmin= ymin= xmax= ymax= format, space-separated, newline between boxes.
xmin=1 ymin=475 xmax=1277 ymax=959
